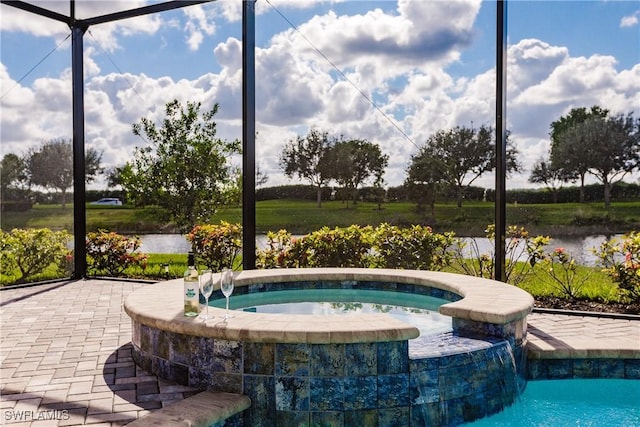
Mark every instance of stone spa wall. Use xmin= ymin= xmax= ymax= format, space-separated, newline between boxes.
xmin=125 ymin=268 xmax=534 ymax=426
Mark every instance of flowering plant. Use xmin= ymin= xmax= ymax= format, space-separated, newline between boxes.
xmin=451 ymin=224 xmax=550 ymax=285
xmin=595 ymin=232 xmax=640 ymax=302
xmin=187 ymin=221 xmax=242 ymax=271
xmin=86 ymin=230 xmax=147 ymax=276
xmin=541 ymin=247 xmax=588 ymax=300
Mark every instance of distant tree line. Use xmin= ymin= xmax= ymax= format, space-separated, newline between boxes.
xmin=2 ymin=102 xmax=637 ymax=231
xmin=257 ymin=182 xmax=640 ymax=205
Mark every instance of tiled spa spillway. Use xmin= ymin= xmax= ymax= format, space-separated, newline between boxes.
xmin=125 ymin=268 xmax=534 ymax=426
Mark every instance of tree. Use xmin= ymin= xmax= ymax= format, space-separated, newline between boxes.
xmin=128 ymin=99 xmax=240 ymax=231
xmin=550 ymin=105 xmax=609 ymax=203
xmin=329 ymin=139 xmax=388 ymax=207
xmin=528 ymin=157 xmax=574 ymax=203
xmin=404 ymin=148 xmax=444 ymax=221
xmin=256 ymin=164 xmax=269 ymax=188
xmin=557 ymin=114 xmax=639 ymax=207
xmin=280 ymin=128 xmax=335 ymax=208
xmin=107 ymin=164 xmax=152 ymax=206
xmin=1 ymin=153 xmax=29 ymax=204
xmin=27 ymin=138 xmax=103 ymax=208
xmin=415 ymin=125 xmax=520 ymax=208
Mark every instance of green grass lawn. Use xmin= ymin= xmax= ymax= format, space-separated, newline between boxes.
xmin=2 ymin=199 xmax=638 ymax=303
xmin=4 ymin=253 xmax=622 ymax=306
xmin=4 ymin=199 xmax=637 ymax=236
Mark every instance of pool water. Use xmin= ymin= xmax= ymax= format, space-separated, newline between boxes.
xmin=211 ymin=288 xmax=453 ymax=336
xmin=467 ymin=378 xmax=640 ymax=426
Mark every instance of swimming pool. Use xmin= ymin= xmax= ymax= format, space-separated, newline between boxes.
xmin=467 ymin=378 xmax=640 ymax=426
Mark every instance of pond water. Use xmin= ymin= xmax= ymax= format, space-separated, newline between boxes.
xmin=137 ymin=233 xmax=619 ymax=266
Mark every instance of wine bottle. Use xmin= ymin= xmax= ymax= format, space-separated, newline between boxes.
xmin=183 ymin=252 xmax=199 ymax=317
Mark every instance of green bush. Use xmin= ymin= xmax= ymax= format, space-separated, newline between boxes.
xmin=293 ymin=225 xmax=374 ymax=268
xmin=187 ymin=221 xmax=242 ymax=271
xmin=371 ymin=223 xmax=454 ymax=270
xmin=258 ymin=226 xmax=374 ymax=268
xmin=86 ymin=230 xmax=148 ymax=276
xmin=0 ymin=228 xmax=72 ymax=282
xmin=256 ymin=223 xmax=455 ymax=271
xmin=256 ymin=229 xmax=299 ymax=268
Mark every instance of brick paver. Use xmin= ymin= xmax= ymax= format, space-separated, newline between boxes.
xmin=527 ymin=311 xmax=640 ymax=358
xmin=1 ymin=280 xmax=198 ymax=426
xmin=1 ymin=279 xmax=638 ymax=426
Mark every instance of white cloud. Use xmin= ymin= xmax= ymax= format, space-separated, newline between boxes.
xmin=183 ymin=4 xmax=217 ymax=51
xmin=620 ymin=10 xmax=639 ymax=28
xmin=1 ymin=1 xmax=638 ymax=191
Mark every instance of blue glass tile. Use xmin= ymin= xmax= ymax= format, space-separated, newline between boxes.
xmin=243 ymin=375 xmax=275 ymax=426
xmin=311 ymin=344 xmax=345 ymax=377
xmin=244 ymin=342 xmax=275 ymax=375
xmin=377 ymin=374 xmax=409 ymax=407
xmin=344 ymin=376 xmax=377 ymax=410
xmin=624 ymin=359 xmax=640 ymax=379
xmin=377 ymin=341 xmax=408 ymax=374
xmin=310 ymin=377 xmax=343 ymax=411
xmin=345 ymin=343 xmax=376 ymax=376
xmin=378 ymin=406 xmax=410 ymax=427
xmin=276 ymin=377 xmax=309 ymax=411
xmin=276 ymin=343 xmax=310 ymax=377
xmin=410 ymin=370 xmax=439 ymax=404
xmin=598 ymin=359 xmax=625 ymax=378
xmin=212 ymin=340 xmax=242 ymax=373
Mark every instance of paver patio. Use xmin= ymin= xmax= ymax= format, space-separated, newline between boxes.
xmin=1 ymin=279 xmax=638 ymax=426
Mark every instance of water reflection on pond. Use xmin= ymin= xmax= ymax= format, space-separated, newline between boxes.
xmin=137 ymin=233 xmax=620 ymax=267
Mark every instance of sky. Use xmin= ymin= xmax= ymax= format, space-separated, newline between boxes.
xmin=1 ymin=0 xmax=639 ymax=192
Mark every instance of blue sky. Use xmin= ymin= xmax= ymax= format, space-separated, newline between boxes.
xmin=1 ymin=0 xmax=639 ymax=190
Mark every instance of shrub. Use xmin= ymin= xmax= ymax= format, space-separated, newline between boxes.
xmin=257 ymin=225 xmax=374 ymax=268
xmin=256 ymin=229 xmax=300 ymax=269
xmin=595 ymin=231 xmax=640 ymax=302
xmin=450 ymin=224 xmax=549 ymax=285
xmin=187 ymin=222 xmax=242 ymax=271
xmin=371 ymin=223 xmax=454 ymax=270
xmin=86 ymin=230 xmax=147 ymax=276
xmin=539 ymin=247 xmax=589 ymax=300
xmin=256 ymin=224 xmax=455 ymax=271
xmin=293 ymin=225 xmax=374 ymax=268
xmin=0 ymin=228 xmax=72 ymax=282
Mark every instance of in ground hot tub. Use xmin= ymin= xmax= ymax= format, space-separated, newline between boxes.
xmin=124 ymin=268 xmax=533 ymax=426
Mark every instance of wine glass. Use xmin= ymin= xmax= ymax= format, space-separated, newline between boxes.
xmin=220 ymin=268 xmax=235 ymax=320
xmin=199 ymin=269 xmax=214 ymax=321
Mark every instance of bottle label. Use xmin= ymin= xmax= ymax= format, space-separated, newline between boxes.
xmin=184 ymin=281 xmax=199 ymax=317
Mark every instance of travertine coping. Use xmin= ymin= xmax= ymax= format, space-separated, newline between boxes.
xmin=124 ymin=268 xmax=533 ymax=344
xmin=125 ymin=391 xmax=250 ymax=427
